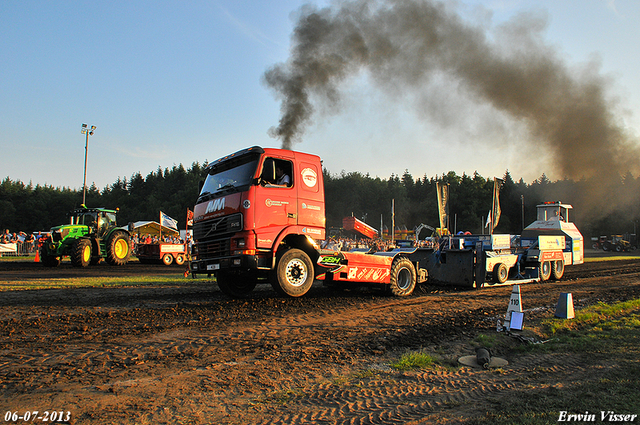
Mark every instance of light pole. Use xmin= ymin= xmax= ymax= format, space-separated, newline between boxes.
xmin=81 ymin=124 xmax=96 ymax=205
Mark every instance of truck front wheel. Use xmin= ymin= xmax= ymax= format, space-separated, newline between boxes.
xmin=271 ymin=249 xmax=314 ymax=297
xmin=71 ymin=239 xmax=92 ymax=267
xmin=388 ymin=257 xmax=416 ymax=297
xmin=217 ymin=271 xmax=257 ymax=298
xmin=106 ymin=231 xmax=130 ymax=266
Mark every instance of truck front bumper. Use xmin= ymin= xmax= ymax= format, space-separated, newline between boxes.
xmin=190 ymin=254 xmax=263 ymax=274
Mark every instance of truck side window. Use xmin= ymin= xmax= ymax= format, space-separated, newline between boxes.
xmin=261 ymin=158 xmax=293 ymax=188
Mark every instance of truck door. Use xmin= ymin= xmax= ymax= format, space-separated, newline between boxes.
xmin=254 ymin=156 xmax=297 ymax=249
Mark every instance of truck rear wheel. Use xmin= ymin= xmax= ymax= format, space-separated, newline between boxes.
xmin=388 ymin=257 xmax=416 ymax=297
xmin=71 ymin=239 xmax=92 ymax=267
xmin=106 ymin=231 xmax=130 ymax=266
xmin=271 ymin=248 xmax=314 ymax=297
xmin=217 ymin=271 xmax=257 ymax=298
xmin=539 ymin=261 xmax=552 ymax=281
xmin=175 ymin=254 xmax=185 ymax=265
xmin=551 ymin=260 xmax=564 ymax=280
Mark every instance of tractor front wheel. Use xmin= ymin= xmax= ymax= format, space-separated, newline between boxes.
xmin=71 ymin=239 xmax=92 ymax=267
xmin=40 ymin=246 xmax=61 ymax=267
xmin=106 ymin=231 xmax=131 ymax=266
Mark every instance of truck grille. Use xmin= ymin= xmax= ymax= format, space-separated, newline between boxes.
xmin=193 ymin=213 xmax=243 ymax=258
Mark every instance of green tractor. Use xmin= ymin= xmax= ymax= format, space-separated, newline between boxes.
xmin=40 ymin=206 xmax=131 ymax=267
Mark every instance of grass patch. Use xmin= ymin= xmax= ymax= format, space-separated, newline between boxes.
xmin=0 ymin=274 xmax=213 ymax=291
xmin=467 ymin=298 xmax=640 ymax=425
xmin=584 ymin=255 xmax=640 ymax=262
xmin=390 ymin=351 xmax=438 ymax=371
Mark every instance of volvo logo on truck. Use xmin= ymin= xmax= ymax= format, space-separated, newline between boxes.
xmin=205 ymin=197 xmax=225 ymax=214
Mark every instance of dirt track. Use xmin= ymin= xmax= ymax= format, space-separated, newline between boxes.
xmin=1 ymin=255 xmax=640 ymax=424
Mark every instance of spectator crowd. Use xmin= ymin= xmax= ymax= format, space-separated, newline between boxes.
xmin=1 ymin=228 xmax=41 ymax=256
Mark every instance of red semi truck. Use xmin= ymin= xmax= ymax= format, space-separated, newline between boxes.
xmin=190 ymin=146 xmax=425 ymax=297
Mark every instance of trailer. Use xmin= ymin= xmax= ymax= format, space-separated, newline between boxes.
xmin=421 ymin=202 xmax=584 ymax=288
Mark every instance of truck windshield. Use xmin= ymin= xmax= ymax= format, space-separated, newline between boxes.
xmin=200 ymin=157 xmax=259 ymax=197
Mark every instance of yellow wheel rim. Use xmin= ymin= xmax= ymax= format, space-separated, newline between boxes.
xmin=82 ymin=245 xmax=91 ymax=263
xmin=114 ymin=239 xmax=129 ymax=259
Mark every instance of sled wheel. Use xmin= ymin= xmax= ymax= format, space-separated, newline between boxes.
xmin=71 ymin=239 xmax=92 ymax=267
xmin=551 ymin=260 xmax=564 ymax=280
xmin=271 ymin=249 xmax=314 ymax=297
xmin=493 ymin=263 xmax=509 ymax=284
xmin=539 ymin=261 xmax=552 ymax=282
xmin=388 ymin=257 xmax=416 ymax=297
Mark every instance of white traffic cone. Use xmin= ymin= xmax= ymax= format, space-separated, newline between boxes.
xmin=498 ymin=285 xmax=523 ymax=332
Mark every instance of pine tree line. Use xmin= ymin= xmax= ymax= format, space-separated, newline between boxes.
xmin=2 ymin=164 xmax=639 ymax=241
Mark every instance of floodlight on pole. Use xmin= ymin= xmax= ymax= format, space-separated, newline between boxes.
xmin=81 ymin=123 xmax=96 ymax=205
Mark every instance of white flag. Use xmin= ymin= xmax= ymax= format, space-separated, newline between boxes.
xmin=160 ymin=211 xmax=178 ymax=230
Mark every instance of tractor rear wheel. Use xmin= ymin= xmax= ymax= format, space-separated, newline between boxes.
xmin=106 ymin=231 xmax=130 ymax=266
xmin=71 ymin=239 xmax=92 ymax=267
xmin=388 ymin=257 xmax=416 ymax=297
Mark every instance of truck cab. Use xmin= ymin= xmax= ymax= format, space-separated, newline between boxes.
xmin=190 ymin=146 xmax=325 ymax=297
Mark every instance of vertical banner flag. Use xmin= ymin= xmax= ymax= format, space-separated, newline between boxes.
xmin=186 ymin=209 xmax=194 ymax=228
xmin=491 ymin=178 xmax=503 ymax=233
xmin=160 ymin=211 xmax=179 ymax=231
xmin=436 ymin=182 xmax=450 ymax=230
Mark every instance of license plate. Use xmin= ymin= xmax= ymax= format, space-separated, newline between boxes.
xmin=207 ymin=264 xmax=220 ymax=271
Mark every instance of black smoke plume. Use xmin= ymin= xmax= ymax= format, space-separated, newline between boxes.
xmin=263 ymin=0 xmax=640 ymax=183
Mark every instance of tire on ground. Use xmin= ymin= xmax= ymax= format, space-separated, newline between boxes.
xmin=71 ymin=238 xmax=92 ymax=267
xmin=388 ymin=257 xmax=416 ymax=297
xmin=271 ymin=248 xmax=314 ymax=297
xmin=217 ymin=271 xmax=258 ymax=298
xmin=175 ymin=254 xmax=185 ymax=266
xmin=162 ymin=253 xmax=174 ymax=266
xmin=539 ymin=261 xmax=552 ymax=281
xmin=551 ymin=260 xmax=564 ymax=280
xmin=106 ymin=231 xmax=130 ymax=266
xmin=493 ymin=263 xmax=509 ymax=284
xmin=40 ymin=246 xmax=61 ymax=267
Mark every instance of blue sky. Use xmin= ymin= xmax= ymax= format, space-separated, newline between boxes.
xmin=2 ymin=0 xmax=639 ymax=190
